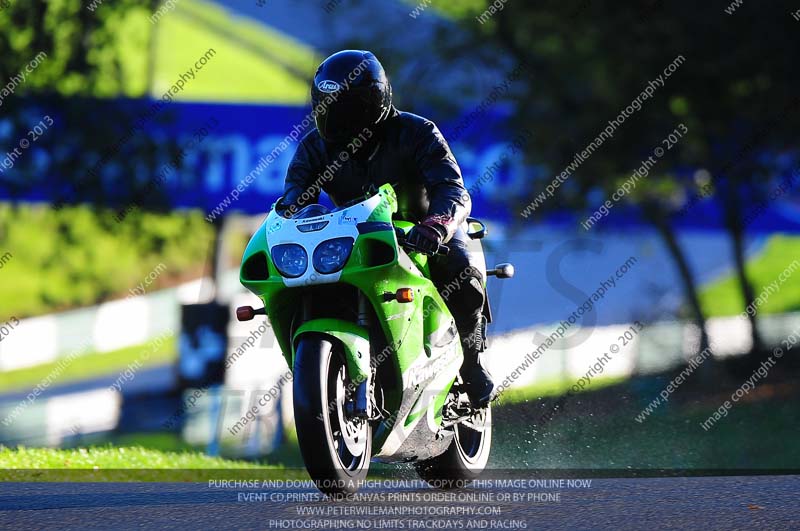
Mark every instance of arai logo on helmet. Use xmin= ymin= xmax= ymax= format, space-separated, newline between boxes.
xmin=317 ymin=80 xmax=341 ymax=93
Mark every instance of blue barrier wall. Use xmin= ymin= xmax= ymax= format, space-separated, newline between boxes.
xmin=1 ymin=98 xmax=798 ymax=232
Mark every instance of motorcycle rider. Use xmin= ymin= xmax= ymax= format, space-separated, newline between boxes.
xmin=278 ymin=50 xmax=494 ymax=406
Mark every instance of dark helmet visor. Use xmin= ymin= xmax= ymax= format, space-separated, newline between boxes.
xmin=313 ymin=86 xmax=383 ymax=143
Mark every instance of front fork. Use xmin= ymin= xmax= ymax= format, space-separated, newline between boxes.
xmin=301 ymin=291 xmax=375 ymax=420
xmin=352 ymin=292 xmax=371 ymax=418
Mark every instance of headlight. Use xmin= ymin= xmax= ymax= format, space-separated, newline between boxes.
xmin=313 ymin=237 xmax=354 ymax=274
xmin=271 ymin=244 xmax=308 ymax=278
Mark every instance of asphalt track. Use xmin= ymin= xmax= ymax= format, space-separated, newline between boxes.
xmin=0 ymin=475 xmax=798 ymax=530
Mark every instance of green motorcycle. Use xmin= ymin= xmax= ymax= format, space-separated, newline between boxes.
xmin=236 ymin=183 xmax=513 ymax=495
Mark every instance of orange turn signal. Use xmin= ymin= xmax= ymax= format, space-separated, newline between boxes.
xmin=395 ymin=288 xmax=414 ymax=303
xmin=236 ymin=306 xmax=255 ymax=321
xmin=236 ymin=305 xmax=266 ymax=321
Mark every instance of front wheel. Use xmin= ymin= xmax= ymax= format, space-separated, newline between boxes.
xmin=293 ymin=334 xmax=371 ymax=496
xmin=415 ymin=404 xmax=492 ymax=488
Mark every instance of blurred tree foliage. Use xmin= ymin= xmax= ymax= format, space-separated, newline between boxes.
xmin=0 ymin=0 xmax=155 ymax=97
xmin=441 ymin=0 xmax=800 ymax=354
xmin=0 ymin=204 xmax=213 ymax=320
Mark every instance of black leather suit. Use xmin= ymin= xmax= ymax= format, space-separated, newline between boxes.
xmin=281 ymin=106 xmax=487 ymax=359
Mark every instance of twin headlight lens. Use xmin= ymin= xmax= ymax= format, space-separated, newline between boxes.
xmin=271 ymin=237 xmax=354 ymax=278
xmin=271 ymin=244 xmax=308 ymax=278
xmin=313 ymin=237 xmax=354 ymax=274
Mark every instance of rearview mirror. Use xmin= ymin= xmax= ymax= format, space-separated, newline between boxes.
xmin=466 ymin=217 xmax=487 ymax=240
xmin=487 ymin=263 xmax=514 ymax=279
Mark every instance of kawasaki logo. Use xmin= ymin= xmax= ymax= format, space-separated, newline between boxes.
xmin=317 ymin=80 xmax=341 ymax=93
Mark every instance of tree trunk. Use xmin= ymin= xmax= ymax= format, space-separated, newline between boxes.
xmin=645 ymin=201 xmax=711 ymax=356
xmin=722 ymin=179 xmax=763 ymax=353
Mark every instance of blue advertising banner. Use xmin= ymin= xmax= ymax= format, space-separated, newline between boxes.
xmin=0 ymin=98 xmax=528 ymax=220
xmin=154 ymin=101 xmax=532 ymax=221
xmin=0 ymin=97 xmax=798 ymax=233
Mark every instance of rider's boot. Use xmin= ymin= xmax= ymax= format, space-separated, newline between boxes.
xmin=459 ymin=315 xmax=495 ymax=407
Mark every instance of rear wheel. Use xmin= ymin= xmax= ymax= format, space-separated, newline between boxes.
xmin=415 ymin=404 xmax=492 ymax=488
xmin=293 ymin=335 xmax=371 ymax=496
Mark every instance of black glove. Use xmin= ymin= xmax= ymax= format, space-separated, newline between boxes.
xmin=406 ymin=222 xmax=445 ymax=255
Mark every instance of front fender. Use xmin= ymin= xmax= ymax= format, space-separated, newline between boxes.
xmin=292 ymin=319 xmax=370 ymax=383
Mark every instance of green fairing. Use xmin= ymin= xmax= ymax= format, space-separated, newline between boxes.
xmin=239 ymin=184 xmax=462 ymax=454
xmin=293 ymin=319 xmax=370 ymax=383
xmin=240 ymin=184 xmax=455 ymax=378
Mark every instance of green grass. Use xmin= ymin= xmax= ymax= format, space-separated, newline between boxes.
xmin=700 ymin=235 xmax=800 ymax=317
xmin=107 ymin=432 xmax=196 ymax=453
xmin=0 ymin=445 xmax=298 ymax=481
xmin=0 ymin=204 xmax=213 ymax=320
xmin=402 ymin=0 xmax=487 ymax=20
xmin=0 ymin=336 xmax=176 ymax=393
xmin=0 ymin=445 xmax=259 ymax=469
xmin=101 ymin=0 xmax=318 ymax=103
xmin=151 ymin=0 xmax=317 ymax=104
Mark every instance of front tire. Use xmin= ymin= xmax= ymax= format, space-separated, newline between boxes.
xmin=415 ymin=404 xmax=492 ymax=488
xmin=293 ymin=334 xmax=371 ymax=496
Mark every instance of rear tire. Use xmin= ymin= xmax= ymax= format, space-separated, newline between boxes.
xmin=293 ymin=335 xmax=371 ymax=497
xmin=415 ymin=404 xmax=492 ymax=488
